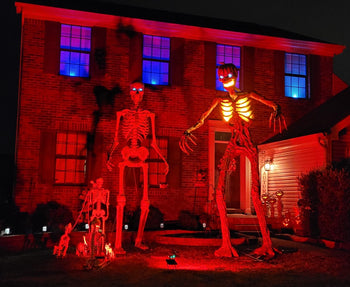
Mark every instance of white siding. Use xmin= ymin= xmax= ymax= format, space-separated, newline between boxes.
xmin=258 ymin=134 xmax=327 ymax=216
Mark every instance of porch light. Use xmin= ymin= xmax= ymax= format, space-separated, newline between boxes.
xmin=4 ymin=228 xmax=10 ymax=235
xmin=264 ymin=160 xmax=274 ymax=171
xmin=85 ymin=223 xmax=89 ymax=230
xmin=160 ymin=223 xmax=164 ymax=229
xmin=202 ymin=222 xmax=207 ymax=229
xmin=42 ymin=226 xmax=47 ymax=232
xmin=124 ymin=224 xmax=129 ymax=230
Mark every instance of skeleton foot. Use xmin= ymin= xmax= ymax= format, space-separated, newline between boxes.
xmin=114 ymin=247 xmax=126 ymax=255
xmin=135 ymin=242 xmax=149 ymax=251
xmin=214 ymin=245 xmax=239 ymax=258
xmin=252 ymin=245 xmax=275 ymax=260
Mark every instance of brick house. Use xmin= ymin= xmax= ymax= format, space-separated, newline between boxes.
xmin=14 ymin=0 xmax=346 ymax=225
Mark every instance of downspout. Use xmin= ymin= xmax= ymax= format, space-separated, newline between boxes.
xmin=13 ymin=4 xmax=24 ymax=204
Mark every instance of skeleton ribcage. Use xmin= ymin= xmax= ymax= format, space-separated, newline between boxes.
xmin=121 ymin=110 xmax=150 ymax=148
xmin=221 ymin=96 xmax=254 ymax=123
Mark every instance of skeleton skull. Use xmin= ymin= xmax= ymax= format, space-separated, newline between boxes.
xmin=130 ymin=82 xmax=144 ymax=107
xmin=218 ymin=63 xmax=238 ymax=91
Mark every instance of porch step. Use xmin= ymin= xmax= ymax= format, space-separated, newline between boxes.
xmin=227 ymin=214 xmax=261 ymax=232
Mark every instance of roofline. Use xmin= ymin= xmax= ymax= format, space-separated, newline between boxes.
xmin=258 ymin=132 xmax=325 ymax=150
xmin=15 ymin=1 xmax=345 ymax=57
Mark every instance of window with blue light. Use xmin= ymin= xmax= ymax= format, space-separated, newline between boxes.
xmin=60 ymin=24 xmax=91 ymax=77
xmin=285 ymin=53 xmax=307 ymax=99
xmin=216 ymin=45 xmax=241 ymax=91
xmin=142 ymin=35 xmax=170 ymax=85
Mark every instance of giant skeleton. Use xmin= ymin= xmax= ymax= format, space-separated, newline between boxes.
xmin=180 ymin=63 xmax=287 ymax=258
xmin=107 ymin=82 xmax=169 ymax=254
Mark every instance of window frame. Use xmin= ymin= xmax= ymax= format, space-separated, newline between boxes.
xmin=216 ymin=44 xmax=241 ymax=91
xmin=144 ymin=136 xmax=169 ymax=188
xmin=284 ymin=52 xmax=308 ymax=99
xmin=142 ymin=34 xmax=171 ymax=86
xmin=54 ymin=131 xmax=88 ymax=186
xmin=59 ymin=24 xmax=92 ymax=78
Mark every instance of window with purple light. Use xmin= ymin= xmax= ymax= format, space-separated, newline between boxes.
xmin=216 ymin=45 xmax=241 ymax=91
xmin=142 ymin=35 xmax=170 ymax=85
xmin=285 ymin=53 xmax=307 ymax=99
xmin=59 ymin=24 xmax=91 ymax=77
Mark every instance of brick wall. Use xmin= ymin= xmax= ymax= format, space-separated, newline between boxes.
xmin=15 ymin=17 xmax=335 ymax=224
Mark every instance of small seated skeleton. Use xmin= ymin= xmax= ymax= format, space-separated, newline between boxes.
xmin=180 ymin=63 xmax=286 ymax=258
xmin=53 ymin=223 xmax=72 ymax=258
xmin=107 ymin=82 xmax=169 ymax=254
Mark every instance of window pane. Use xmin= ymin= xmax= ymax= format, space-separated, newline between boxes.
xmin=55 ymin=171 xmax=65 ymax=183
xmin=284 ymin=53 xmax=307 ymax=99
xmin=142 ymin=35 xmax=170 ymax=85
xmin=55 ymin=132 xmax=87 ymax=184
xmin=59 ymin=24 xmax=91 ymax=78
xmin=152 ymin=47 xmax=161 ymax=59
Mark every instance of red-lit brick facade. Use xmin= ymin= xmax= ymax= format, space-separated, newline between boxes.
xmin=15 ymin=1 xmax=345 ymax=222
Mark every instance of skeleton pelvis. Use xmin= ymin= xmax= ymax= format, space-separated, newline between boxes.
xmin=121 ymin=146 xmax=149 ymax=162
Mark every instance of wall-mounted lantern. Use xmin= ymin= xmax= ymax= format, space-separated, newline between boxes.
xmin=264 ymin=159 xmax=274 ymax=171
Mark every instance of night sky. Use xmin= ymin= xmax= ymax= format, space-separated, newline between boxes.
xmin=2 ymin=0 xmax=350 ymax=155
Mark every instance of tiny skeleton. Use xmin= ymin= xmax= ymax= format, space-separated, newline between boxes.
xmin=53 ymin=223 xmax=72 ymax=258
xmin=180 ymin=63 xmax=286 ymax=258
xmin=107 ymin=82 xmax=169 ymax=254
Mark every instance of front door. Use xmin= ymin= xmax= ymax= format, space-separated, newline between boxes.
xmin=214 ymin=132 xmax=240 ymax=209
xmin=209 ymin=120 xmax=252 ymax=214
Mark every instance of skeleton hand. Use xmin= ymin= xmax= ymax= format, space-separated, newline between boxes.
xmin=164 ymin=162 xmax=169 ymax=176
xmin=106 ymin=152 xmax=115 ymax=171
xmin=269 ymin=104 xmax=287 ymax=133
xmin=179 ymin=131 xmax=197 ymax=155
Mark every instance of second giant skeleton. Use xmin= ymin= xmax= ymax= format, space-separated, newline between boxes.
xmin=107 ymin=82 xmax=169 ymax=254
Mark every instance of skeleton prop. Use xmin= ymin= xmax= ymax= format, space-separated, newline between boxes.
xmin=107 ymin=82 xmax=169 ymax=254
xmin=179 ymin=63 xmax=287 ymax=258
xmin=53 ymin=223 xmax=72 ymax=258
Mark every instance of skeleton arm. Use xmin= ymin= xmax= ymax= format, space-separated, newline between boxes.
xmin=247 ymin=90 xmax=287 ymax=133
xmin=149 ymin=113 xmax=169 ymax=176
xmin=179 ymin=98 xmax=220 ymax=154
xmin=107 ymin=111 xmax=122 ymax=170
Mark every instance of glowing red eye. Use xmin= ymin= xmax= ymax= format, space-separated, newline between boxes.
xmin=228 ymin=73 xmax=232 ymax=78
xmin=219 ymin=75 xmax=224 ymax=79
xmin=139 ymin=88 xmax=143 ymax=92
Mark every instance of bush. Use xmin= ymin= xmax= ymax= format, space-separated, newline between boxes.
xmin=31 ymin=201 xmax=73 ymax=234
xmin=128 ymin=205 xmax=164 ymax=231
xmin=298 ymin=160 xmax=350 ymax=242
xmin=178 ymin=210 xmax=201 ymax=230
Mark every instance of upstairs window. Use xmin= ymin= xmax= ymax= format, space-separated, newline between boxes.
xmin=60 ymin=24 xmax=91 ymax=77
xmin=55 ymin=131 xmax=87 ymax=185
xmin=285 ymin=53 xmax=307 ymax=99
xmin=142 ymin=35 xmax=170 ymax=85
xmin=216 ymin=45 xmax=241 ymax=91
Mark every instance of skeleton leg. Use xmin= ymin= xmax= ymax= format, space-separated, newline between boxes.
xmin=246 ymin=147 xmax=274 ymax=258
xmin=214 ymin=152 xmax=239 ymax=257
xmin=115 ymin=162 xmax=126 ymax=254
xmin=135 ymin=163 xmax=150 ymax=250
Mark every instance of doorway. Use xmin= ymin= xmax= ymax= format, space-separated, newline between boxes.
xmin=208 ymin=120 xmax=252 ymax=214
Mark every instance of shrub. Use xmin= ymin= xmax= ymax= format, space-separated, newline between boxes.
xmin=178 ymin=210 xmax=201 ymax=230
xmin=31 ymin=201 xmax=73 ymax=234
xmin=298 ymin=160 xmax=350 ymax=242
xmin=128 ymin=205 xmax=164 ymax=231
